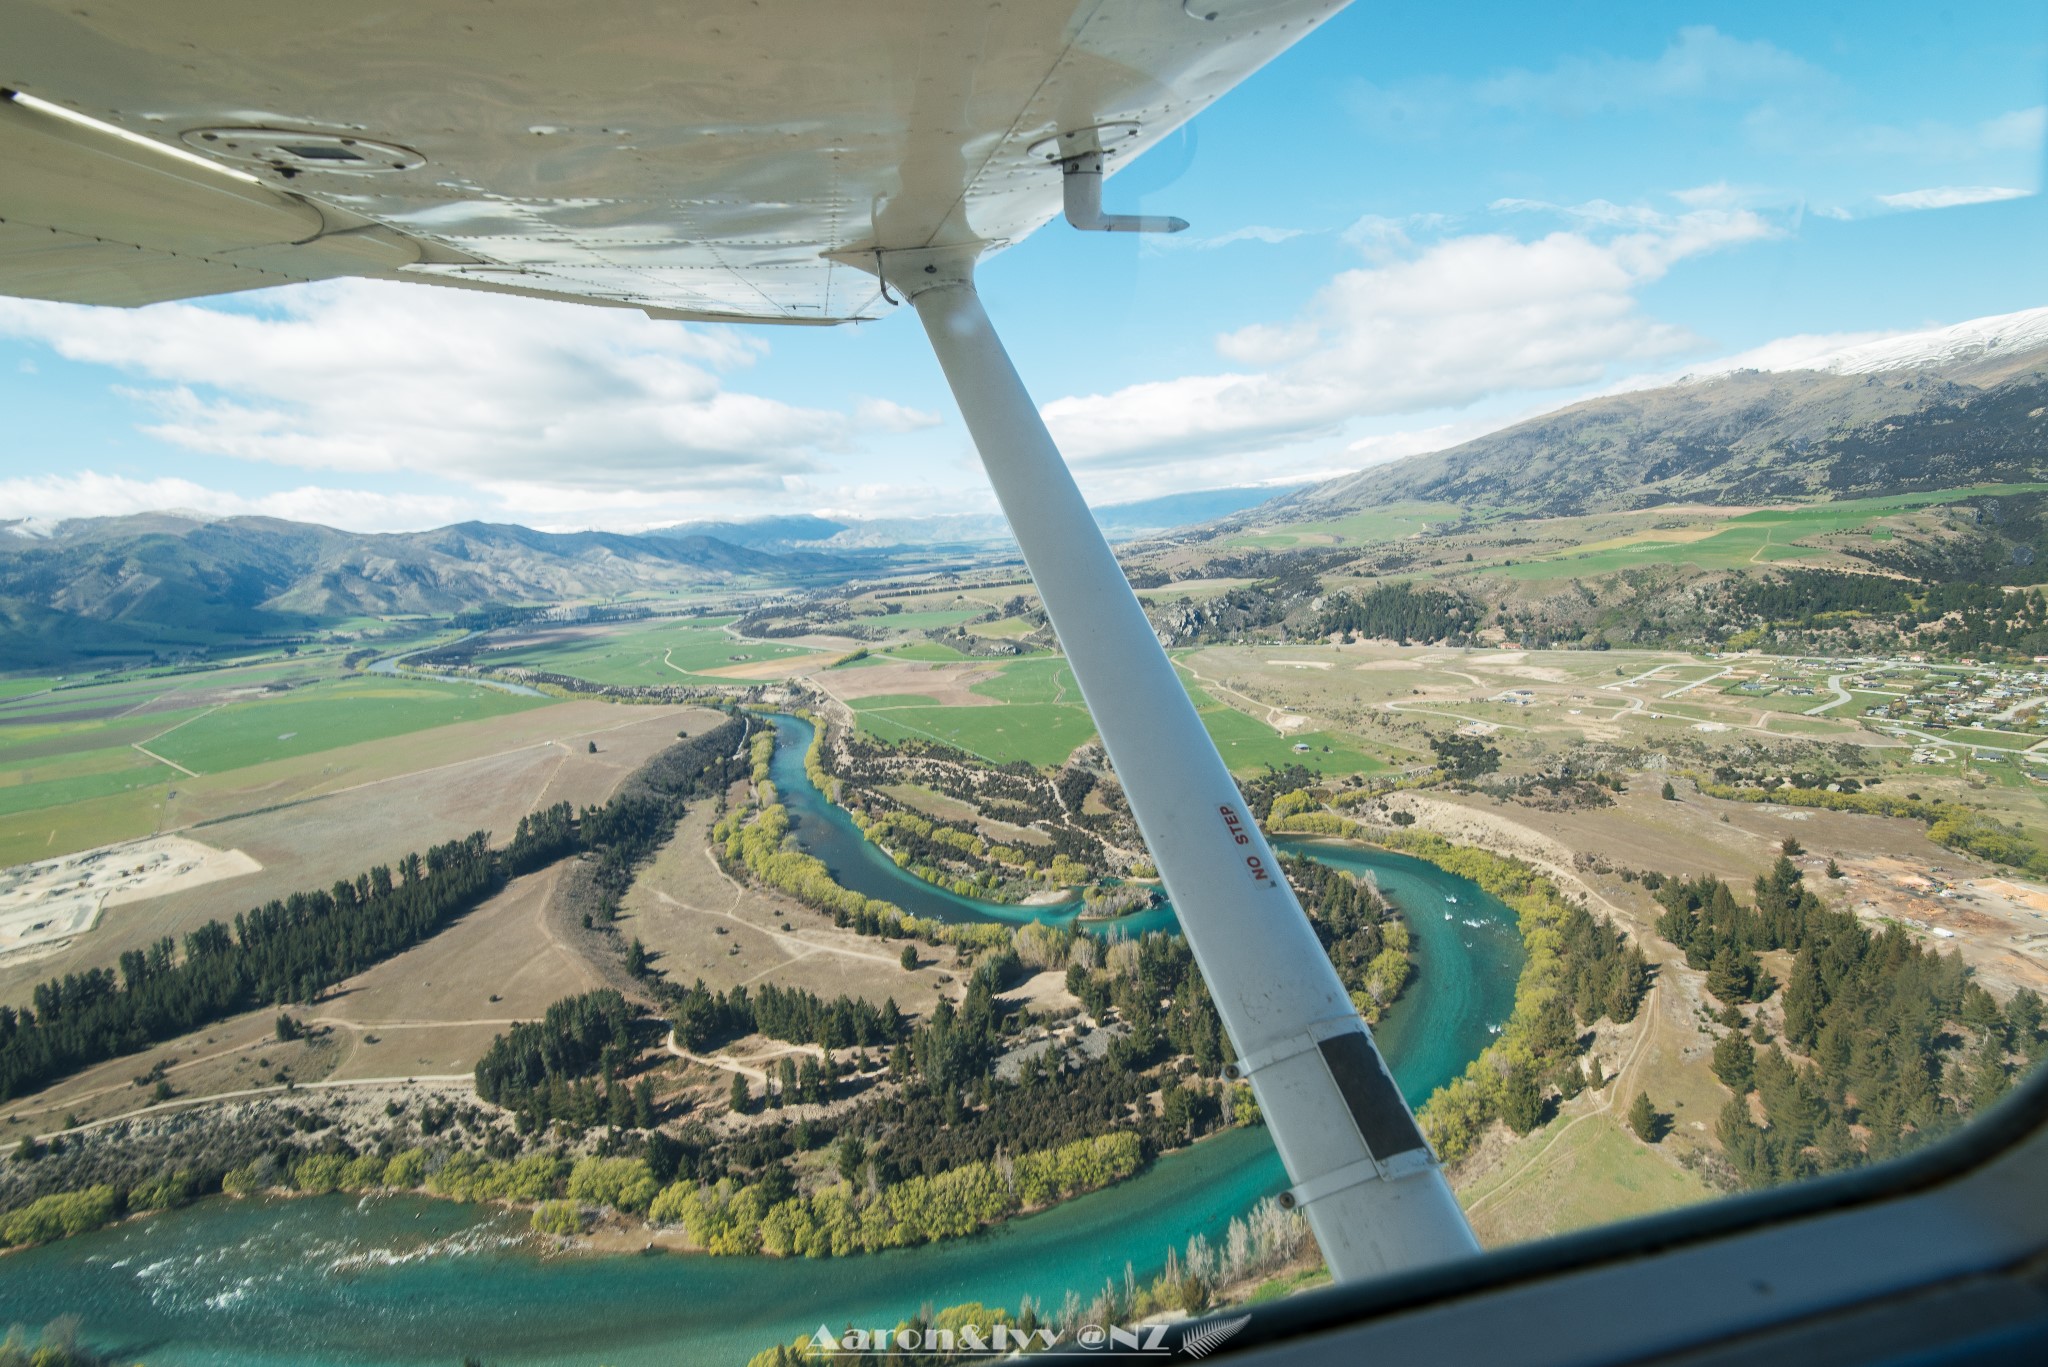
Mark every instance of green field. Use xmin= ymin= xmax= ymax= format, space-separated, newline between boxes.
xmin=850 ymin=655 xmax=1384 ymax=776
xmin=1500 ymin=484 xmax=2048 ymax=580
xmin=847 ymin=694 xmax=945 ymax=710
xmin=1196 ymin=707 xmax=1383 ymax=775
xmin=876 ymin=642 xmax=976 ymax=663
xmin=854 ymin=607 xmax=983 ymax=632
xmin=1225 ymin=501 xmax=1467 ymax=551
xmin=481 ymin=617 xmax=820 ymax=685
xmin=968 ymin=616 xmax=1037 ymax=639
xmin=856 ymin=701 xmax=1099 ymax=766
xmin=1461 ymin=1114 xmax=1713 ymax=1246
xmin=0 ymin=751 xmax=175 ymax=819
xmin=144 ymin=676 xmax=546 ymax=775
xmin=0 ymin=657 xmax=563 ymax=864
xmin=969 ymin=659 xmax=1077 ymax=704
xmin=0 ymin=786 xmax=169 ymax=867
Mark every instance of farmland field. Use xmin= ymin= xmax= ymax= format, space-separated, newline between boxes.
xmin=843 ymin=653 xmax=1384 ymax=776
xmin=145 ymin=676 xmax=546 ymax=775
xmin=967 ymin=616 xmax=1038 ymax=638
xmin=874 ymin=641 xmax=976 ymax=663
xmin=1496 ymin=484 xmax=2048 ymax=580
xmin=479 ymin=616 xmax=825 ymax=685
xmin=856 ymin=700 xmax=1097 ymax=766
xmin=970 ymin=658 xmax=1077 ymax=704
xmin=0 ymin=654 xmax=618 ymax=864
xmin=0 ymin=700 xmax=723 ymax=1011
xmin=1225 ymin=501 xmax=1467 ymax=551
xmin=852 ymin=607 xmax=983 ymax=632
xmin=0 ymin=749 xmax=177 ymax=819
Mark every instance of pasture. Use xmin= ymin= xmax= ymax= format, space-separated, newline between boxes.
xmin=480 ymin=616 xmax=824 ymax=686
xmin=857 ymin=700 xmax=1098 ymax=767
xmin=1496 ymin=484 xmax=2048 ymax=580
xmin=844 ymin=653 xmax=1385 ymax=776
xmin=0 ymin=702 xmax=723 ymax=1011
xmin=146 ymin=676 xmax=545 ymax=775
xmin=1224 ymin=501 xmax=1468 ymax=551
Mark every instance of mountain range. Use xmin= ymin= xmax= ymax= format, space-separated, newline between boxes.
xmin=0 ymin=481 xmax=1308 ymax=666
xmin=1252 ymin=306 xmax=2048 ymax=524
xmin=7 ymin=305 xmax=2045 ymax=668
xmin=651 ymin=484 xmax=1310 ymax=553
xmin=0 ymin=516 xmax=852 ymax=666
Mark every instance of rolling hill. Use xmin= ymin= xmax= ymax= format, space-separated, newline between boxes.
xmin=1249 ymin=306 xmax=2048 ymax=524
xmin=0 ymin=515 xmax=851 ymax=666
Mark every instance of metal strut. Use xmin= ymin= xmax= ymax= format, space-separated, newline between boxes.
xmin=1031 ymin=123 xmax=1190 ymax=234
xmin=876 ymin=247 xmax=1478 ymax=1283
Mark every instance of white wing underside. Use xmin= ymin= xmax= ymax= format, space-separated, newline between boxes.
xmin=0 ymin=0 xmax=1345 ymax=319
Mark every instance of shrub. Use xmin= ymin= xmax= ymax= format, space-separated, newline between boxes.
xmin=293 ymin=1153 xmax=350 ymax=1195
xmin=2 ymin=1186 xmax=119 ymax=1247
xmin=566 ymin=1156 xmax=659 ymax=1214
xmin=383 ymin=1147 xmax=429 ymax=1188
xmin=531 ymin=1199 xmax=583 ymax=1235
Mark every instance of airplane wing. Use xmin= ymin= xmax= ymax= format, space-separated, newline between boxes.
xmin=1 ymin=0 xmax=1345 ymax=319
xmin=3 ymin=0 xmax=1485 ymax=1285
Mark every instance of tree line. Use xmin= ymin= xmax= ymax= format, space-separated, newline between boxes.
xmin=1660 ymin=853 xmax=2048 ymax=1185
xmin=1316 ymin=581 xmax=1483 ymax=646
xmin=0 ymin=716 xmax=749 ymax=1104
xmin=672 ymin=980 xmax=906 ymax=1054
xmin=0 ymin=833 xmax=496 ymax=1101
xmin=1394 ymin=832 xmax=1647 ymax=1161
xmin=473 ymin=989 xmax=640 ymax=1122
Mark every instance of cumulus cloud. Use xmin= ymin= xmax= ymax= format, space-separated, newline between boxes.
xmin=1042 ymin=205 xmax=1776 ymax=469
xmin=853 ymin=397 xmax=944 ymax=432
xmin=1347 ymin=27 xmax=1819 ymax=134
xmin=0 ymin=280 xmax=916 ymax=497
xmin=1476 ymin=26 xmax=1816 ymax=113
xmin=0 ymin=471 xmax=474 ymax=533
xmin=1876 ymin=185 xmax=2031 ymax=211
xmin=0 ymin=466 xmax=991 ymax=534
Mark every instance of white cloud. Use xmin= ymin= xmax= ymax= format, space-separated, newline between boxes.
xmin=0 ymin=280 xmax=918 ymax=498
xmin=0 ymin=466 xmax=996 ymax=534
xmin=1876 ymin=186 xmax=2031 ymax=211
xmin=1491 ymin=197 xmax=1674 ymax=229
xmin=1342 ymin=419 xmax=1506 ymax=465
xmin=1042 ymin=207 xmax=1776 ymax=470
xmin=1671 ymin=181 xmax=1772 ymax=210
xmin=1153 ymin=225 xmax=1314 ymax=252
xmin=853 ymin=397 xmax=944 ymax=432
xmin=0 ymin=471 xmax=475 ymax=532
xmin=1348 ymin=27 xmax=1819 ymax=134
xmin=1476 ymin=26 xmax=1817 ymax=114
xmin=1980 ymin=105 xmax=2048 ymax=152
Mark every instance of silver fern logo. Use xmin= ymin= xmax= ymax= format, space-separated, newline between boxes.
xmin=1181 ymin=1314 xmax=1252 ymax=1359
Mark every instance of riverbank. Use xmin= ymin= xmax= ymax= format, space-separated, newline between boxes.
xmin=0 ymin=835 xmax=1526 ymax=1365
xmin=1271 ymin=807 xmax=1648 ymax=1164
xmin=0 ymin=712 xmax=1544 ymax=1364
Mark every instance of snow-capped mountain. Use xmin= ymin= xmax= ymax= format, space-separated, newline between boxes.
xmin=1797 ymin=305 xmax=2048 ymax=376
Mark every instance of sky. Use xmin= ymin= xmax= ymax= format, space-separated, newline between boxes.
xmin=3 ymin=3 xmax=2046 ymax=534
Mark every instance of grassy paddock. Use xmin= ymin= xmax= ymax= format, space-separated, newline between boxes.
xmin=481 ymin=617 xmax=820 ymax=686
xmin=147 ymin=676 xmax=546 ymax=774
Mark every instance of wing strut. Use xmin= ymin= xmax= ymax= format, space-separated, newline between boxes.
xmin=878 ymin=246 xmax=1480 ymax=1282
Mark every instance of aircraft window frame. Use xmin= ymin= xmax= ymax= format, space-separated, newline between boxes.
xmin=1205 ymin=1060 xmax=2048 ymax=1357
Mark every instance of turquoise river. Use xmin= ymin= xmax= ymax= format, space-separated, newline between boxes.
xmin=0 ymin=714 xmax=1523 ymax=1365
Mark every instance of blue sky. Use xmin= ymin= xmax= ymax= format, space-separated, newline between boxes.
xmin=3 ymin=3 xmax=2045 ymax=532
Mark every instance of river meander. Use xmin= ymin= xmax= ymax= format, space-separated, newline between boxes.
xmin=0 ymin=715 xmax=1522 ymax=1365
